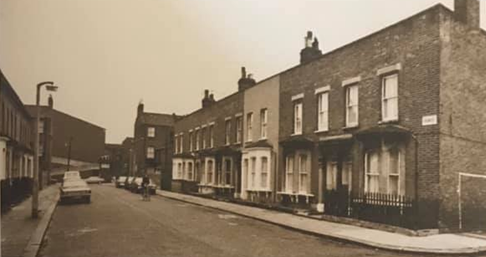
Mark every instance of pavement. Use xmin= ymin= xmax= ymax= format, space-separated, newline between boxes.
xmin=40 ymin=185 xmax=445 ymax=257
xmin=156 ymin=189 xmax=486 ymax=255
xmin=1 ymin=185 xmax=59 ymax=257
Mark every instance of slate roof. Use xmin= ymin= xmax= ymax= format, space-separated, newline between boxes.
xmin=138 ymin=112 xmax=175 ymax=126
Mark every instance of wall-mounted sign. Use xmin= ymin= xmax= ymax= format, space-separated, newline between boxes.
xmin=422 ymin=115 xmax=438 ymax=126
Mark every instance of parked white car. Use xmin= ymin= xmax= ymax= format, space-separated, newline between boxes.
xmin=116 ymin=176 xmax=127 ymax=188
xmin=85 ymin=176 xmax=104 ymax=184
xmin=60 ymin=179 xmax=91 ymax=204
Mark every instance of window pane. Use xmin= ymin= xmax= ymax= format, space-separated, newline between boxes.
xmin=236 ymin=117 xmax=242 ymax=143
xmin=388 ymin=148 xmax=399 ymax=175
xmin=286 ymin=156 xmax=294 ymax=192
xmin=348 ymin=106 xmax=358 ymax=124
xmin=294 ymin=103 xmax=303 ymax=134
xmin=326 ymin=163 xmax=337 ymax=190
xmin=367 ymin=175 xmax=379 ymax=193
xmin=368 ymin=152 xmax=379 ymax=174
xmin=348 ymin=86 xmax=358 ymax=106
xmin=384 ymin=75 xmax=398 ymax=98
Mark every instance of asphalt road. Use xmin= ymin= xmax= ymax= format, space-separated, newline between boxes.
xmin=39 ymin=185 xmax=464 ymax=257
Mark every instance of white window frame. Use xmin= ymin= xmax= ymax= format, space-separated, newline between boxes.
xmin=345 ymin=84 xmax=359 ymax=128
xmin=293 ymin=102 xmax=303 ymax=135
xmin=147 ymin=146 xmax=155 ymax=159
xmin=209 ymin=124 xmax=214 ymax=148
xmin=250 ymin=157 xmax=256 ymax=189
xmin=179 ymin=133 xmax=184 ymax=153
xmin=285 ymin=156 xmax=294 ymax=193
xmin=189 ymin=131 xmax=193 ymax=152
xmin=206 ymin=158 xmax=214 ymax=185
xmin=147 ymin=127 xmax=155 ymax=138
xmin=187 ymin=160 xmax=194 ymax=181
xmin=236 ymin=116 xmax=242 ymax=144
xmin=177 ymin=162 xmax=182 ymax=179
xmin=364 ymin=151 xmax=380 ymax=193
xmin=223 ymin=157 xmax=232 ymax=186
xmin=381 ymin=74 xmax=399 ymax=122
xmin=195 ymin=128 xmax=200 ymax=151
xmin=225 ymin=119 xmax=231 ymax=145
xmin=260 ymin=156 xmax=269 ymax=189
xmin=298 ymin=153 xmax=309 ymax=194
xmin=247 ymin=113 xmax=253 ymax=142
xmin=202 ymin=127 xmax=207 ymax=149
xmin=386 ymin=147 xmax=401 ymax=195
xmin=317 ymin=92 xmax=329 ymax=132
xmin=260 ymin=109 xmax=268 ymax=139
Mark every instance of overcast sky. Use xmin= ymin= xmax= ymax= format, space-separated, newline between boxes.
xmin=0 ymin=0 xmax=484 ymax=143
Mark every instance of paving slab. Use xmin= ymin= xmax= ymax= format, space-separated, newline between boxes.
xmin=1 ymin=185 xmax=59 ymax=257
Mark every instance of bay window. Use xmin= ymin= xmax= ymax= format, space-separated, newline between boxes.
xmin=285 ymin=156 xmax=294 ymax=192
xmin=261 ymin=157 xmax=268 ymax=188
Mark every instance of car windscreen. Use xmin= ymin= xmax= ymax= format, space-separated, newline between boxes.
xmin=63 ymin=180 xmax=88 ymax=188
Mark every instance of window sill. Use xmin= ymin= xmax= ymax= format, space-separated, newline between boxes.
xmin=314 ymin=129 xmax=329 ymax=134
xmin=343 ymin=125 xmax=359 ymax=130
xmin=297 ymin=192 xmax=314 ymax=197
xmin=277 ymin=191 xmax=295 ymax=195
xmin=291 ymin=133 xmax=303 ymax=137
xmin=246 ymin=189 xmax=272 ymax=193
xmin=259 ymin=138 xmax=267 ymax=141
xmin=213 ymin=185 xmax=235 ymax=189
xmin=378 ymin=119 xmax=399 ymax=125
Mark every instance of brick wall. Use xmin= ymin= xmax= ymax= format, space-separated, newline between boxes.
xmin=49 ymin=109 xmax=105 ymax=164
xmin=174 ymin=92 xmax=244 ymax=153
xmin=279 ymin=6 xmax=444 ymax=204
xmin=438 ymin=10 xmax=486 ymax=231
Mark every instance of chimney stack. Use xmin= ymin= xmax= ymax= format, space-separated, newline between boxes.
xmin=202 ymin=89 xmax=214 ymax=108
xmin=48 ymin=94 xmax=54 ymax=109
xmin=137 ymin=101 xmax=144 ymax=116
xmin=455 ymin=0 xmax=480 ymax=30
xmin=300 ymin=31 xmax=322 ymax=64
xmin=238 ymin=66 xmax=256 ymax=92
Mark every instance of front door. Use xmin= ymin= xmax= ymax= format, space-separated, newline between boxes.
xmin=324 ymin=160 xmax=352 ymax=216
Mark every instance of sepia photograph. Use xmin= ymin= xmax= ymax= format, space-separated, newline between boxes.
xmin=1 ymin=0 xmax=486 ymax=256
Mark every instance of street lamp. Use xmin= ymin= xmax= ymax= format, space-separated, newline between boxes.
xmin=33 ymin=81 xmax=58 ymax=219
xmin=65 ymin=137 xmax=73 ymax=171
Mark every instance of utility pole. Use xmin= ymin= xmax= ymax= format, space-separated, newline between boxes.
xmin=33 ymin=81 xmax=57 ymax=219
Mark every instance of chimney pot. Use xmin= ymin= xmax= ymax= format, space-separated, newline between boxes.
xmin=137 ymin=101 xmax=144 ymax=116
xmin=300 ymin=31 xmax=322 ymax=64
xmin=241 ymin=67 xmax=247 ymax=79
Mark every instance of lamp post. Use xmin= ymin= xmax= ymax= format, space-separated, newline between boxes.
xmin=66 ymin=136 xmax=73 ymax=171
xmin=33 ymin=81 xmax=58 ymax=218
